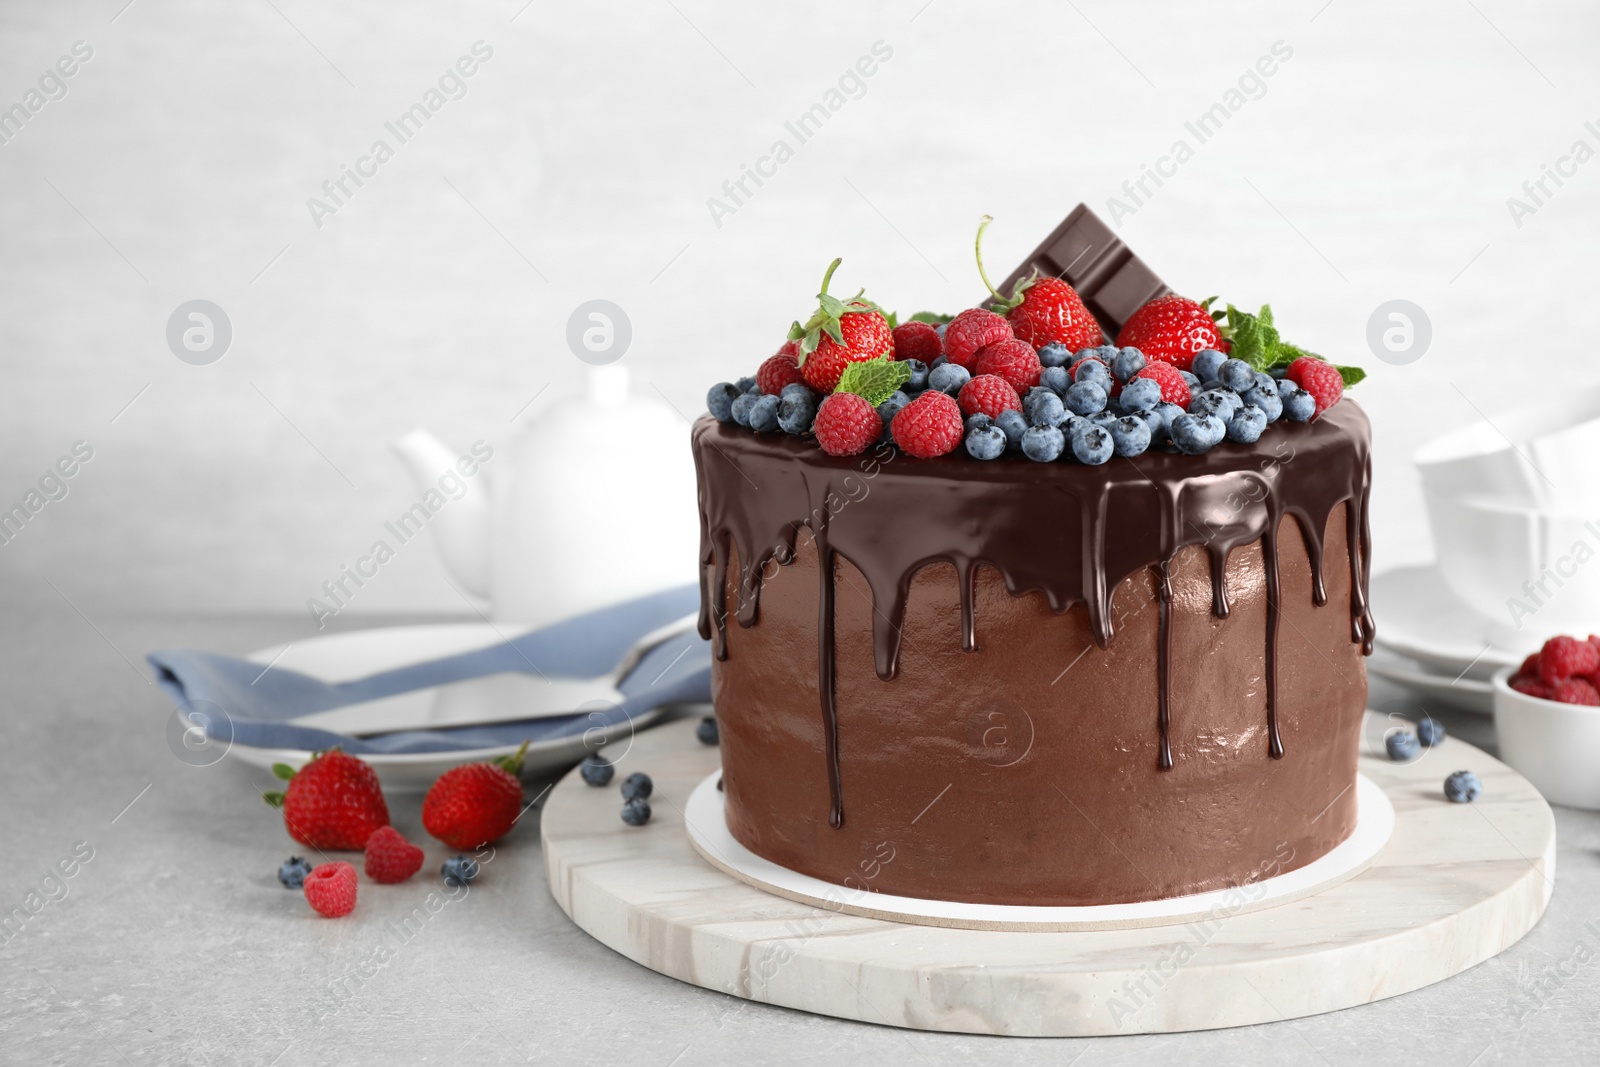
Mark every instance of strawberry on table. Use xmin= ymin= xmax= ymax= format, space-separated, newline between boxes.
xmin=263 ymin=749 xmax=389 ymax=851
xmin=422 ymin=742 xmax=531 ymax=850
xmin=789 ymin=259 xmax=894 ymax=393
xmin=974 ymin=215 xmax=1104 ymax=352
xmin=1116 ymin=294 xmax=1227 ymax=370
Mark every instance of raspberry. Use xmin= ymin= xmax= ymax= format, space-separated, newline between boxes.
xmin=957 ymin=374 xmax=1022 ymax=419
xmin=891 ymin=322 xmax=942 ymax=365
xmin=303 ymin=862 xmax=358 ymax=918
xmin=1131 ymin=359 xmax=1192 ymax=408
xmin=755 ymin=345 xmax=803 ymax=395
xmin=973 ymin=339 xmax=1043 ymax=393
xmin=363 ymin=825 xmax=425 ymax=884
xmin=811 ymin=392 xmax=881 ymax=457
xmin=1538 ymin=634 xmax=1599 ymax=685
xmin=1510 ymin=674 xmax=1551 ymax=700
xmin=1518 ymin=653 xmax=1540 ymax=677
xmin=1553 ymin=677 xmax=1600 ymax=705
xmin=942 ymin=308 xmax=1013 ymax=369
xmin=1285 ymin=356 xmax=1344 ymax=417
xmin=891 ymin=391 xmax=963 ymax=458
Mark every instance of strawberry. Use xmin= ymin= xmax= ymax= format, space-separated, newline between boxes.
xmin=973 ymin=215 xmax=1103 ymax=352
xmin=1115 ymin=294 xmax=1227 ymax=370
xmin=755 ymin=343 xmax=803 ymax=395
xmin=788 ymin=259 xmax=894 ymax=392
xmin=422 ymin=742 xmax=529 ymax=850
xmin=891 ymin=391 xmax=963 ymax=458
xmin=891 ymin=321 xmax=942 ymax=365
xmin=1285 ymin=356 xmax=1345 ymax=418
xmin=973 ymin=339 xmax=1042 ymax=394
xmin=303 ymin=862 xmax=358 ymax=918
xmin=941 ymin=308 xmax=1013 ymax=369
xmin=811 ymin=392 xmax=881 ymax=457
xmin=363 ymin=826 xmax=425 ymax=884
xmin=263 ymin=749 xmax=389 ymax=851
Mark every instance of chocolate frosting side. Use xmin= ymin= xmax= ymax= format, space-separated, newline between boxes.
xmin=693 ymin=401 xmax=1374 ymax=830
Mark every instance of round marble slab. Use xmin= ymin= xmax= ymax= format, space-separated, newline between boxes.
xmin=542 ymin=714 xmax=1555 ymax=1037
xmin=682 ymin=771 xmax=1394 ymax=932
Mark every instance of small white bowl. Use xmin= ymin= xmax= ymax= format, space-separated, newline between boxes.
xmin=1492 ymin=665 xmax=1600 ymax=810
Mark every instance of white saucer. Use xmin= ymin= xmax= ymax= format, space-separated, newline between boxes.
xmin=1372 ymin=564 xmax=1532 ymax=680
xmin=223 ymin=624 xmax=671 ymax=790
xmin=1367 ymin=647 xmax=1495 ymax=715
xmin=683 ymin=771 xmax=1393 ymax=932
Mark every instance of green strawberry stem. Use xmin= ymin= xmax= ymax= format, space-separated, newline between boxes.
xmin=818 ymin=257 xmax=842 ymax=298
xmin=974 ymin=215 xmax=1028 ymax=314
xmin=788 ymin=258 xmax=882 ymax=362
xmin=494 ymin=740 xmax=532 ymax=777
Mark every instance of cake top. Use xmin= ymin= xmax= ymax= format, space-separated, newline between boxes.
xmin=705 ymin=215 xmax=1365 ymax=464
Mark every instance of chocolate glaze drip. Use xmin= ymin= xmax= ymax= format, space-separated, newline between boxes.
xmin=693 ymin=401 xmax=1374 ymax=827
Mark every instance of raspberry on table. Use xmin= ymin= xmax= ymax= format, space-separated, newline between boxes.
xmin=364 ymin=825 xmax=425 ymax=884
xmin=303 ymin=862 xmax=358 ymax=918
xmin=891 ymin=391 xmax=964 ymax=458
xmin=957 ymin=374 xmax=1022 ymax=419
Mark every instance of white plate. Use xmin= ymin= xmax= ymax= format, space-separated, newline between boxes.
xmin=1371 ymin=564 xmax=1532 ymax=680
xmin=223 ymin=623 xmax=672 ymax=790
xmin=1366 ymin=647 xmax=1494 ymax=715
xmin=684 ymin=771 xmax=1394 ymax=931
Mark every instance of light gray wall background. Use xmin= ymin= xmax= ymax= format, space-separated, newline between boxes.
xmin=3 ymin=0 xmax=1595 ymax=625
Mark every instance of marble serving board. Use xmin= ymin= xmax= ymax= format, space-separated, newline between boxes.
xmin=542 ymin=715 xmax=1555 ymax=1037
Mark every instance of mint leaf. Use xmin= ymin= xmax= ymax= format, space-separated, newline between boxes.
xmin=907 ymin=311 xmax=954 ymax=325
xmin=1222 ymin=305 xmax=1363 ymax=387
xmin=1336 ymin=365 xmax=1366 ymax=387
xmin=834 ymin=357 xmax=912 ymax=407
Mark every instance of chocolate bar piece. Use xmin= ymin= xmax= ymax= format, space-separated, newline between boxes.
xmin=994 ymin=203 xmax=1169 ymax=338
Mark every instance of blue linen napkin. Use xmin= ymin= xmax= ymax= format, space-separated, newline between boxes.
xmin=147 ymin=586 xmax=712 ymax=754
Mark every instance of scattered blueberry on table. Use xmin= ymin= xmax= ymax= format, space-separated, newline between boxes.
xmin=277 ymin=856 xmax=312 ymax=889
xmin=442 ymin=855 xmax=479 ymax=886
xmin=1385 ymin=731 xmax=1420 ymax=762
xmin=1444 ymin=771 xmax=1482 ymax=803
xmin=697 ymin=716 xmax=720 ymax=745
xmin=621 ymin=772 xmax=653 ymax=802
xmin=580 ymin=754 xmax=614 ymax=787
xmin=1417 ymin=717 xmax=1445 ymax=747
xmin=622 ymin=798 xmax=652 ymax=826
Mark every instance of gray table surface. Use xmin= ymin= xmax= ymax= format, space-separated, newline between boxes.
xmin=5 ymin=606 xmax=1598 ymax=1066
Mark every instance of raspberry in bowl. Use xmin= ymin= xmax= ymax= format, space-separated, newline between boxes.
xmin=1493 ymin=634 xmax=1600 ymax=809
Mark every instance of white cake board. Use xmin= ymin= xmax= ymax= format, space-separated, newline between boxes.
xmin=542 ymin=714 xmax=1555 ymax=1037
xmin=683 ymin=772 xmax=1393 ymax=932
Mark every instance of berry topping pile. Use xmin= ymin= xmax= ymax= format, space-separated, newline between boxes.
xmin=1509 ymin=634 xmax=1600 ymax=704
xmin=707 ymin=219 xmax=1365 ymax=462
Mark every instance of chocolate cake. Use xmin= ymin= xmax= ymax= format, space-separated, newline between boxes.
xmin=694 ymin=207 xmax=1373 ymax=907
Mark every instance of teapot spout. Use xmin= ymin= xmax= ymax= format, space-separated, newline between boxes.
xmin=389 ymin=429 xmax=492 ymax=600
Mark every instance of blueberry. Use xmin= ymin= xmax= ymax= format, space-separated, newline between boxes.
xmin=707 ymin=383 xmax=741 ymax=422
xmin=621 ymin=772 xmax=653 ymax=801
xmin=1064 ymin=381 xmax=1108 ymax=417
xmin=621 ymin=798 xmax=653 ymax=826
xmin=1225 ymin=406 xmax=1268 ymax=444
xmin=1253 ymin=372 xmax=1277 ymax=393
xmin=1240 ymin=383 xmax=1283 ymax=422
xmin=903 ymin=359 xmax=930 ymax=392
xmin=1119 ymin=377 xmax=1162 ymax=413
xmin=1191 ymin=349 xmax=1227 ymax=383
xmin=1180 ymin=371 xmax=1201 ymax=392
xmin=1276 ymin=378 xmax=1298 ymax=402
xmin=1190 ymin=388 xmax=1241 ymax=421
xmin=733 ymin=376 xmax=757 ymax=394
xmin=780 ymin=381 xmax=816 ymax=402
xmin=877 ymin=390 xmax=912 ymax=426
xmin=964 ymin=413 xmax=994 ymax=434
xmin=928 ymin=362 xmax=970 ymax=396
xmin=1418 ymin=718 xmax=1445 ymax=747
xmin=1150 ymin=402 xmax=1183 ymax=435
xmin=1073 ymin=360 xmax=1113 ymax=390
xmin=696 ymin=716 xmax=719 ymax=745
xmin=730 ymin=392 xmax=757 ymax=427
xmin=777 ymin=392 xmax=817 ymax=434
xmin=1040 ymin=365 xmax=1071 ymax=396
xmin=1090 ymin=411 xmax=1120 ymax=429
xmin=965 ymin=424 xmax=1006 ymax=460
xmin=747 ymin=394 xmax=780 ymax=433
xmin=1386 ymin=731 xmax=1420 ymax=762
xmin=442 ymin=855 xmax=480 ymax=886
xmin=1028 ymin=391 xmax=1067 ymax=428
xmin=580 ymin=754 xmax=615 ymax=787
xmin=1444 ymin=770 xmax=1482 ymax=803
xmin=1021 ymin=425 xmax=1065 ymax=462
xmin=1170 ymin=413 xmax=1225 ymax=454
xmin=1110 ymin=416 xmax=1152 ymax=457
xmin=929 ymin=354 xmax=948 ymax=368
xmin=1217 ymin=358 xmax=1256 ymax=392
xmin=1037 ymin=343 xmax=1071 ymax=368
xmin=1111 ymin=347 xmax=1146 ymax=383
xmin=1282 ymin=387 xmax=1316 ymax=422
xmin=1070 ymin=347 xmax=1101 ymax=366
xmin=996 ymin=409 xmax=1028 ymax=450
xmin=1071 ymin=425 xmax=1114 ymax=465
xmin=935 ymin=323 xmax=948 ymax=339
xmin=278 ymin=856 xmax=313 ymax=889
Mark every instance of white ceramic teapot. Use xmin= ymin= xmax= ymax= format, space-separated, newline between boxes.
xmin=391 ymin=365 xmax=700 ymax=626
